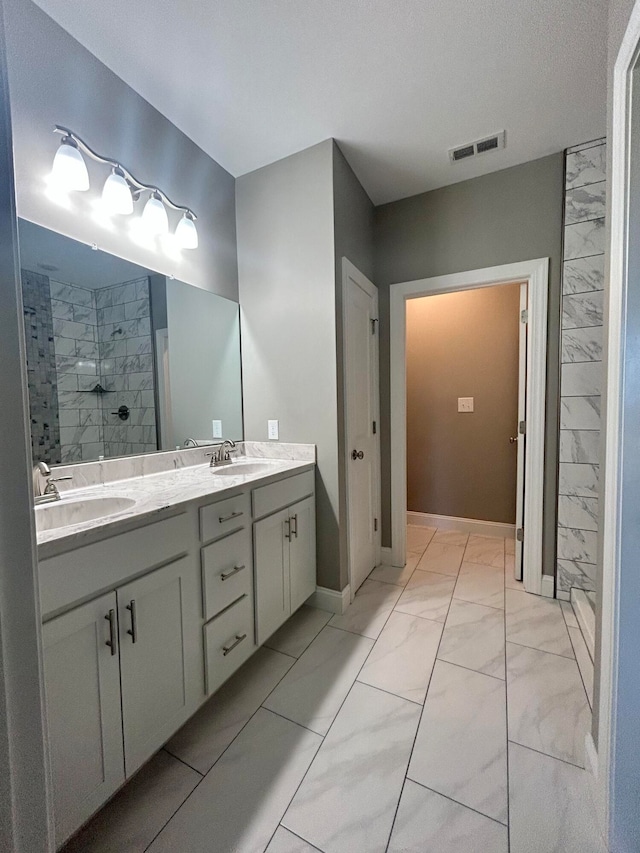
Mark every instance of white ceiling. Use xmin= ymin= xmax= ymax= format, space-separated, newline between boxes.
xmin=33 ymin=0 xmax=607 ymax=205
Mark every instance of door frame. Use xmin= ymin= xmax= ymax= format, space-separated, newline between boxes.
xmin=389 ymin=258 xmax=549 ymax=596
xmin=342 ymin=258 xmax=382 ymax=601
xmin=594 ymin=2 xmax=640 ymax=843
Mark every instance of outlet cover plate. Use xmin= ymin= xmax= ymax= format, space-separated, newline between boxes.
xmin=458 ymin=397 xmax=474 ymax=413
xmin=212 ymin=420 xmax=223 ymax=438
xmin=268 ymin=419 xmax=279 ymax=440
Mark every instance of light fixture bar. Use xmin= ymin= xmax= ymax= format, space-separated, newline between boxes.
xmin=53 ymin=126 xmax=197 ymax=220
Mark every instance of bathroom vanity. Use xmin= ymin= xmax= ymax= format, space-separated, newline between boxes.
xmin=37 ymin=447 xmax=316 ymax=846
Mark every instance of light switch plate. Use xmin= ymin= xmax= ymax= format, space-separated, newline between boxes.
xmin=458 ymin=397 xmax=474 ymax=413
xmin=212 ymin=420 xmax=223 ymax=438
xmin=268 ymin=419 xmax=279 ymax=440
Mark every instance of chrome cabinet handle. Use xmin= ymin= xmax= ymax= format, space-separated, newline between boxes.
xmin=222 ymin=633 xmax=247 ymax=656
xmin=219 ymin=510 xmax=244 ymax=523
xmin=105 ymin=609 xmax=117 ymax=656
xmin=290 ymin=513 xmax=298 ymax=539
xmin=221 ymin=564 xmax=246 ymax=581
xmin=126 ymin=600 xmax=137 ymax=643
xmin=284 ymin=517 xmax=291 ymax=540
xmin=351 ymin=449 xmax=364 ymax=460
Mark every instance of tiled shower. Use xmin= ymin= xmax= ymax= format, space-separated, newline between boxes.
xmin=22 ymin=273 xmax=157 ymax=463
xmin=556 ymin=139 xmax=606 ymax=598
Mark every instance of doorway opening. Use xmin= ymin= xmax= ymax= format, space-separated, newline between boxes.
xmin=405 ymin=282 xmax=525 ymax=577
xmin=389 ymin=259 xmax=550 ymax=596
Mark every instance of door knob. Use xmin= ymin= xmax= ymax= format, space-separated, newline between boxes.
xmin=509 ymin=436 xmax=518 ymax=443
xmin=351 ymin=449 xmax=364 ymax=460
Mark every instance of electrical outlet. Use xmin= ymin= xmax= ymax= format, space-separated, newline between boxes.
xmin=212 ymin=420 xmax=223 ymax=438
xmin=458 ymin=397 xmax=474 ymax=413
xmin=268 ymin=420 xmax=279 ymax=440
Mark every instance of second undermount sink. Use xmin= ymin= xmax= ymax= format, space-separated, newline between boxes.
xmin=35 ymin=496 xmax=137 ymax=532
xmin=210 ymin=460 xmax=279 ymax=477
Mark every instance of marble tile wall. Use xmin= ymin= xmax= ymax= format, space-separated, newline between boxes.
xmin=96 ymin=277 xmax=157 ymax=458
xmin=49 ymin=278 xmax=104 ymax=463
xmin=21 ymin=270 xmax=61 ymax=464
xmin=557 ymin=139 xmax=606 ymax=596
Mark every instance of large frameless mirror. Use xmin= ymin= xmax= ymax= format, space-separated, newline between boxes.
xmin=19 ymin=219 xmax=243 ymax=464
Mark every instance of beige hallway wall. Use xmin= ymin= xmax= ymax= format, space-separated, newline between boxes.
xmin=406 ymin=283 xmax=521 ymax=524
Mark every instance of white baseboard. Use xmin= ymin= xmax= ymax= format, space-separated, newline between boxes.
xmin=571 ymin=588 xmax=596 ymax=661
xmin=407 ymin=511 xmax=515 ymax=539
xmin=540 ymin=574 xmax=555 ymax=598
xmin=308 ymin=585 xmax=351 ymax=615
xmin=585 ymin=732 xmax=598 ymax=778
xmin=381 ymin=546 xmax=394 ymax=566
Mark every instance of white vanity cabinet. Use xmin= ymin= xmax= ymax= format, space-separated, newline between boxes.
xmin=43 ymin=592 xmax=125 ymax=847
xmin=253 ymin=471 xmax=316 ymax=645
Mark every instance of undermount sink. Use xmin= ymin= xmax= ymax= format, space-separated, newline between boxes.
xmin=35 ymin=496 xmax=137 ymax=532
xmin=210 ymin=460 xmax=278 ymax=477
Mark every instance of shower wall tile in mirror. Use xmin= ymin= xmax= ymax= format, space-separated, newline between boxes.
xmin=20 ymin=220 xmax=243 ymax=465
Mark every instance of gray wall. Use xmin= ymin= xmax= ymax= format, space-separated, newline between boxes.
xmin=236 ymin=140 xmax=340 ymax=589
xmin=333 ymin=141 xmax=375 ymax=588
xmin=374 ymin=153 xmax=565 ymax=576
xmin=0 ymin=0 xmax=52 ymax=844
xmin=4 ymin=0 xmax=238 ymax=301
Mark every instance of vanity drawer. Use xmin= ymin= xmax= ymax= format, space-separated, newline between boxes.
xmin=204 ymin=594 xmax=255 ymax=694
xmin=199 ymin=492 xmax=250 ymax=544
xmin=252 ymin=470 xmax=315 ymax=520
xmin=201 ymin=529 xmax=252 ymax=620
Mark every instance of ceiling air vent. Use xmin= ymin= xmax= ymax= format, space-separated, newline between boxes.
xmin=449 ymin=131 xmax=506 ymax=164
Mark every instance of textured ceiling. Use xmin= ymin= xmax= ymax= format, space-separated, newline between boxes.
xmin=32 ymin=0 xmax=607 ymax=204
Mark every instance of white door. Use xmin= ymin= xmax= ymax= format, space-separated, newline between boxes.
xmin=118 ymin=556 xmax=201 ymax=775
xmin=42 ymin=592 xmax=125 ymax=846
xmin=343 ymin=259 xmax=381 ymax=596
xmin=513 ymin=283 xmax=528 ymax=581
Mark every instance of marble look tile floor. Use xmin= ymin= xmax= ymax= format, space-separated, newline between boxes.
xmin=63 ymin=525 xmax=601 ymax=853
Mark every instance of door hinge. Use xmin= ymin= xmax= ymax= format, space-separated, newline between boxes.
xmin=520 ymin=309 xmax=528 ymax=324
xmin=516 ymin=527 xmax=524 ymax=542
xmin=371 ymin=318 xmax=378 ymax=334
xmin=374 ymin=518 xmax=378 ymax=532
xmin=372 ymin=420 xmax=377 ymax=435
xmin=519 ymin=420 xmax=526 ymax=435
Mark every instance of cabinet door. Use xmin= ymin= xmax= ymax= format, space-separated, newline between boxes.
xmin=42 ymin=592 xmax=124 ymax=847
xmin=289 ymin=496 xmax=317 ymax=612
xmin=254 ymin=507 xmax=290 ymax=645
xmin=118 ymin=555 xmax=202 ymax=775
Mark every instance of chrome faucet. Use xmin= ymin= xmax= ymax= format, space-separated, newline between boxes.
xmin=33 ymin=462 xmax=73 ymax=504
xmin=205 ymin=440 xmax=237 ymax=467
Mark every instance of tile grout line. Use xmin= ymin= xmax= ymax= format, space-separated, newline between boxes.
xmin=160 ymin=747 xmax=204 ymax=777
xmin=404 ymin=776 xmax=509 ymax=828
xmin=508 ymin=739 xmax=587 ymax=771
xmin=505 ymin=638 xmax=576 ymax=662
xmin=383 ymin=527 xmax=470 ymax=852
xmin=142 ymin=645 xmax=308 ymax=851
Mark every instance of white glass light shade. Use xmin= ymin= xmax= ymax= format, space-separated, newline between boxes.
xmin=141 ymin=193 xmax=169 ymax=236
xmin=175 ymin=212 xmax=198 ymax=249
xmin=51 ymin=139 xmax=89 ymax=192
xmin=102 ymin=169 xmax=133 ymax=215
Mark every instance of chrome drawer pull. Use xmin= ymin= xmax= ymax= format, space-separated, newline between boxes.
xmin=222 ymin=633 xmax=247 ymax=656
xmin=105 ymin=609 xmax=117 ymax=656
xmin=126 ymin=600 xmax=138 ymax=644
xmin=219 ymin=510 xmax=244 ymax=523
xmin=284 ymin=517 xmax=291 ymax=541
xmin=221 ymin=564 xmax=246 ymax=581
xmin=290 ymin=513 xmax=298 ymax=539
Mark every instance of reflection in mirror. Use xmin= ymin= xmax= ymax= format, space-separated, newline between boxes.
xmin=19 ymin=220 xmax=243 ymax=464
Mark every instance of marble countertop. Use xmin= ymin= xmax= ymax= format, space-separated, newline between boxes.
xmin=37 ymin=457 xmax=314 ymax=559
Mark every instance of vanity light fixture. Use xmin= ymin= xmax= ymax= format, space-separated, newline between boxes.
xmin=50 ymin=126 xmax=198 ymax=248
xmin=101 ymin=167 xmax=134 ymax=215
xmin=175 ymin=211 xmax=199 ymax=249
xmin=141 ymin=191 xmax=169 ymax=236
xmin=50 ymin=135 xmax=90 ymax=191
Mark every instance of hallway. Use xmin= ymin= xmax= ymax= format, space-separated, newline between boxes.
xmin=64 ymin=526 xmax=604 ymax=853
